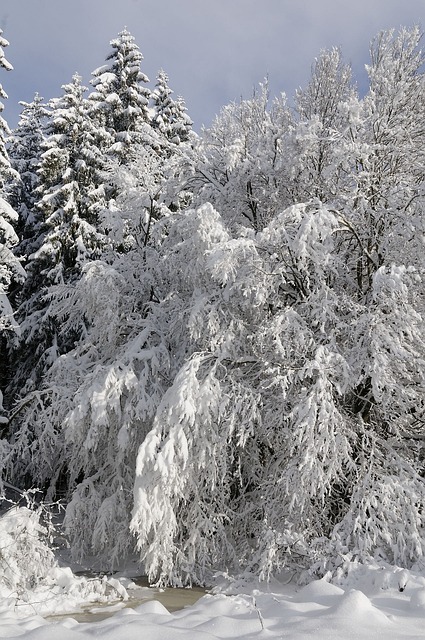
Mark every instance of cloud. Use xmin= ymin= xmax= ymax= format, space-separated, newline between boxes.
xmin=0 ymin=0 xmax=424 ymax=129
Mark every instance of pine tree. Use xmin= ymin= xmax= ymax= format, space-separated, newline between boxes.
xmin=151 ymin=69 xmax=192 ymax=145
xmin=7 ymin=94 xmax=48 ymax=260
xmin=36 ymin=73 xmax=107 ymax=280
xmin=6 ymin=74 xmax=107 ymax=407
xmin=89 ymin=28 xmax=151 ymax=164
xmin=0 ymin=30 xmax=13 ymax=180
xmin=0 ymin=30 xmax=25 ymax=420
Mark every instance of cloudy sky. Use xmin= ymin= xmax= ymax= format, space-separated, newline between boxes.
xmin=0 ymin=0 xmax=424 ymax=131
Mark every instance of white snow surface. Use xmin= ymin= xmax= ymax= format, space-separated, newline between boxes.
xmin=3 ymin=564 xmax=425 ymax=639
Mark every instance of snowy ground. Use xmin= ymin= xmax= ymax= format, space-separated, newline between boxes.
xmin=2 ymin=564 xmax=425 ymax=639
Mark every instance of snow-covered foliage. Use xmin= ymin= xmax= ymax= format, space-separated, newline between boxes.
xmin=189 ymin=82 xmax=294 ymax=232
xmin=0 ymin=198 xmax=25 ymax=325
xmin=5 ymin=74 xmax=109 ymax=406
xmin=37 ymin=73 xmax=107 ymax=274
xmin=0 ymin=29 xmax=14 ymax=182
xmin=89 ymin=28 xmax=151 ymax=164
xmin=6 ymin=94 xmax=48 ymax=258
xmin=0 ymin=496 xmax=59 ymax=597
xmin=152 ymin=69 xmax=192 ymax=144
xmin=0 ymin=31 xmax=25 ymax=419
xmin=0 ymin=31 xmax=23 ymax=309
xmin=2 ymin=26 xmax=425 ymax=595
xmin=131 ymin=184 xmax=425 ymax=583
xmin=0 ymin=497 xmax=129 ymax=616
xmin=6 ymin=104 xmax=193 ymax=565
xmin=130 ymin=27 xmax=425 ymax=584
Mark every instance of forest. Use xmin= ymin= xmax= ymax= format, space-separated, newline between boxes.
xmin=0 ymin=24 xmax=424 ymax=592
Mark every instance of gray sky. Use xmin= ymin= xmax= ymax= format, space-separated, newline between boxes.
xmin=0 ymin=0 xmax=424 ymax=131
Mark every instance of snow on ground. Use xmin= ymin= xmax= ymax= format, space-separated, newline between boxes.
xmin=2 ymin=564 xmax=425 ymax=639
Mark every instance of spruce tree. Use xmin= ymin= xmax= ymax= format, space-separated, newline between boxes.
xmin=89 ymin=28 xmax=151 ymax=164
xmin=7 ymin=94 xmax=48 ymax=260
xmin=7 ymin=74 xmax=107 ymax=406
xmin=36 ymin=73 xmax=107 ymax=279
xmin=0 ymin=30 xmax=25 ymax=420
xmin=151 ymin=69 xmax=192 ymax=145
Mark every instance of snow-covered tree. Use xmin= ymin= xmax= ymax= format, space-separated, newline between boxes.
xmin=0 ymin=30 xmax=25 ymax=419
xmin=291 ymin=47 xmax=356 ymax=203
xmin=5 ymin=122 xmax=186 ymax=562
xmin=0 ymin=30 xmax=13 ymax=181
xmin=36 ymin=74 xmax=107 ymax=277
xmin=130 ymin=28 xmax=425 ymax=584
xmin=151 ymin=69 xmax=192 ymax=145
xmin=360 ymin=26 xmax=425 ymax=271
xmin=131 ymin=186 xmax=425 ymax=585
xmin=6 ymin=94 xmax=48 ymax=260
xmin=89 ymin=28 xmax=151 ymax=165
xmin=189 ymin=83 xmax=294 ymax=232
xmin=130 ymin=201 xmax=358 ymax=585
xmin=5 ymin=29 xmax=194 ymax=540
xmin=7 ymin=195 xmax=170 ymax=564
xmin=6 ymin=74 xmax=108 ymax=408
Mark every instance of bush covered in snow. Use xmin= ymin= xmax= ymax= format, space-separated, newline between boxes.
xmin=0 ymin=497 xmax=128 ymax=616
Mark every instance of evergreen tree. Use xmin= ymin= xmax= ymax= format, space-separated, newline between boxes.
xmin=0 ymin=30 xmax=13 ymax=180
xmin=36 ymin=73 xmax=107 ymax=280
xmin=7 ymin=94 xmax=48 ymax=260
xmin=151 ymin=69 xmax=192 ymax=144
xmin=6 ymin=74 xmax=107 ymax=410
xmin=0 ymin=30 xmax=25 ymax=420
xmin=89 ymin=28 xmax=151 ymax=164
